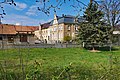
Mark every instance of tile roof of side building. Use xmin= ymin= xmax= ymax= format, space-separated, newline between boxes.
xmin=0 ymin=24 xmax=39 ymax=35
xmin=0 ymin=24 xmax=16 ymax=34
xmin=15 ymin=25 xmax=39 ymax=32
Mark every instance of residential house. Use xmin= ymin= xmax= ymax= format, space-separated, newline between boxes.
xmin=35 ymin=14 xmax=83 ymax=44
xmin=0 ymin=24 xmax=39 ymax=45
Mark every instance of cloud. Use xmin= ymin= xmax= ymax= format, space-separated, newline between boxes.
xmin=15 ymin=2 xmax=27 ymax=10
xmin=2 ymin=14 xmax=44 ymax=26
xmin=26 ymin=5 xmax=38 ymax=16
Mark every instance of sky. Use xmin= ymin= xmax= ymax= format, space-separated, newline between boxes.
xmin=0 ymin=0 xmax=90 ymax=26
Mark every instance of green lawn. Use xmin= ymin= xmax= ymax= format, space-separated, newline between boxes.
xmin=0 ymin=47 xmax=120 ymax=80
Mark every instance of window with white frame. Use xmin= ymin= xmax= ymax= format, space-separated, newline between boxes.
xmin=67 ymin=26 xmax=70 ymax=30
xmin=75 ymin=25 xmax=78 ymax=31
xmin=60 ymin=26 xmax=63 ymax=30
xmin=55 ymin=27 xmax=57 ymax=31
xmin=59 ymin=26 xmax=60 ymax=30
xmin=58 ymin=26 xmax=63 ymax=30
xmin=54 ymin=28 xmax=56 ymax=31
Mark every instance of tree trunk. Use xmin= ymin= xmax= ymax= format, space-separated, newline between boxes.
xmin=92 ymin=47 xmax=95 ymax=51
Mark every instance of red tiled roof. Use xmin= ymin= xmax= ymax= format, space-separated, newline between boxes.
xmin=0 ymin=24 xmax=39 ymax=35
xmin=15 ymin=26 xmax=38 ymax=32
xmin=0 ymin=24 xmax=16 ymax=34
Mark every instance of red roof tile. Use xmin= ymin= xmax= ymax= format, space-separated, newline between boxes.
xmin=0 ymin=24 xmax=39 ymax=35
xmin=0 ymin=24 xmax=16 ymax=34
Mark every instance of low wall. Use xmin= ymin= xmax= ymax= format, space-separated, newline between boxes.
xmin=0 ymin=43 xmax=81 ymax=49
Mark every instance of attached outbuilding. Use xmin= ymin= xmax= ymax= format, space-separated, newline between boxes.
xmin=0 ymin=24 xmax=38 ymax=45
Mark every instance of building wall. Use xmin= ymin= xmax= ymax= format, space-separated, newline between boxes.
xmin=35 ymin=23 xmax=77 ymax=43
xmin=0 ymin=35 xmax=35 ymax=44
xmin=113 ymin=31 xmax=120 ymax=45
xmin=35 ymin=30 xmax=40 ymax=39
xmin=34 ymin=24 xmax=77 ymax=43
xmin=28 ymin=35 xmax=36 ymax=44
xmin=14 ymin=35 xmax=20 ymax=44
xmin=48 ymin=23 xmax=64 ymax=43
xmin=34 ymin=14 xmax=78 ymax=44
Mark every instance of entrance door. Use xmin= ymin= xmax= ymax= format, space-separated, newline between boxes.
xmin=20 ymin=35 xmax=27 ymax=42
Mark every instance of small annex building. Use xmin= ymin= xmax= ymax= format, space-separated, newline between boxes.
xmin=0 ymin=24 xmax=39 ymax=45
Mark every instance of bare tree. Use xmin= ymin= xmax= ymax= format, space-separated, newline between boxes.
xmin=36 ymin=0 xmax=94 ymax=16
xmin=0 ymin=0 xmax=16 ymax=18
xmin=100 ymin=0 xmax=120 ymax=27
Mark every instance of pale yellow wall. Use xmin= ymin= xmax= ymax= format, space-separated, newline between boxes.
xmin=35 ymin=23 xmax=77 ymax=43
xmin=34 ymin=14 xmax=78 ymax=43
xmin=49 ymin=23 xmax=65 ymax=42
xmin=35 ymin=30 xmax=40 ymax=39
xmin=42 ymin=29 xmax=48 ymax=41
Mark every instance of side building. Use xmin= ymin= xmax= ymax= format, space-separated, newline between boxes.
xmin=35 ymin=14 xmax=83 ymax=44
xmin=0 ymin=24 xmax=39 ymax=45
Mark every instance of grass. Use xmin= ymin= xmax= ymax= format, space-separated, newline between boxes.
xmin=0 ymin=47 xmax=120 ymax=79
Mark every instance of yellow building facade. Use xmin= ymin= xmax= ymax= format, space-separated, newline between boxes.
xmin=35 ymin=14 xmax=79 ymax=44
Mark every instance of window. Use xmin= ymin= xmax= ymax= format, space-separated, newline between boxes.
xmin=54 ymin=27 xmax=57 ymax=31
xmin=48 ymin=36 xmax=50 ymax=40
xmin=75 ymin=25 xmax=78 ymax=31
xmin=20 ymin=35 xmax=27 ymax=42
xmin=0 ymin=37 xmax=2 ymax=40
xmin=50 ymin=28 xmax=53 ymax=32
xmin=59 ymin=26 xmax=63 ymax=30
xmin=8 ymin=36 xmax=14 ymax=43
xmin=67 ymin=26 xmax=70 ymax=30
xmin=61 ymin=26 xmax=63 ymax=30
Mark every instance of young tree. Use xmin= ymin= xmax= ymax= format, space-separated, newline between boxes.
xmin=77 ymin=1 xmax=111 ymax=50
xmin=64 ymin=35 xmax=72 ymax=43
